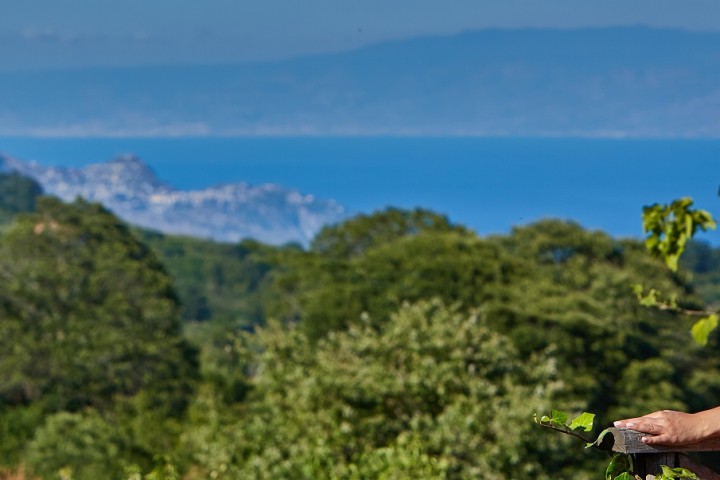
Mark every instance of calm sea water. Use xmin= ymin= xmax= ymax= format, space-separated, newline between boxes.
xmin=1 ymin=136 xmax=719 ymax=244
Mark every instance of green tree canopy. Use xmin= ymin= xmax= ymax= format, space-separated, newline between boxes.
xmin=310 ymin=207 xmax=466 ymax=259
xmin=184 ymin=301 xmax=562 ymax=479
xmin=0 ymin=197 xmax=197 ymax=414
xmin=0 ymin=172 xmax=43 ymax=224
xmin=486 ymin=220 xmax=706 ymax=422
xmin=136 ymin=231 xmax=279 ymax=325
xmin=270 ymin=213 xmax=715 ymax=444
xmin=299 ymin=229 xmax=515 ymax=338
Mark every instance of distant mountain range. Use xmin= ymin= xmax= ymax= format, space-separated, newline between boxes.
xmin=0 ymin=154 xmax=346 ymax=245
xmin=1 ymin=27 xmax=720 ymax=137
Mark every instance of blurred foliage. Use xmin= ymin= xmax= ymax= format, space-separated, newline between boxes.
xmin=134 ymin=231 xmax=279 ymax=325
xmin=310 ymin=207 xmax=466 ymax=259
xmin=485 ymin=220 xmax=706 ymax=422
xmin=681 ymin=240 xmax=720 ymax=309
xmin=176 ymin=211 xmax=720 ymax=478
xmin=2 ymin=200 xmax=720 ymax=479
xmin=181 ymin=301 xmax=569 ymax=479
xmin=0 ymin=172 xmax=43 ymax=226
xmin=265 ymin=216 xmax=712 ymax=424
xmin=0 ymin=197 xmax=197 ymax=479
xmin=25 ymin=410 xmax=125 ymax=480
xmin=0 ymin=197 xmax=197 ymax=413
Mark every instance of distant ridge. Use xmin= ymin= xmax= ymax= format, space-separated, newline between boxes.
xmin=0 ymin=154 xmax=346 ymax=245
xmin=1 ymin=27 xmax=720 ymax=138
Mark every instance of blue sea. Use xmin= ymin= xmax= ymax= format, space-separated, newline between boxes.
xmin=1 ymin=136 xmax=719 ymax=244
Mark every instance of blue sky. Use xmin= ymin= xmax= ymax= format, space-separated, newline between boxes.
xmin=2 ymin=0 xmax=720 ymax=70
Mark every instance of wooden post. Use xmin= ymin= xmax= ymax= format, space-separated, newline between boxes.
xmin=599 ymin=428 xmax=720 ymax=479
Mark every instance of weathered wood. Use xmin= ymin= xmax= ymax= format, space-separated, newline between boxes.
xmin=597 ymin=428 xmax=720 ymax=479
xmin=604 ymin=428 xmax=720 ymax=454
xmin=636 ymin=451 xmax=677 ymax=478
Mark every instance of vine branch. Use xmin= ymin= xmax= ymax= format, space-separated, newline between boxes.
xmin=536 ymin=421 xmax=594 ymax=445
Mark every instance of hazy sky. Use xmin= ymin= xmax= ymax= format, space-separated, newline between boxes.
xmin=1 ymin=0 xmax=719 ymax=70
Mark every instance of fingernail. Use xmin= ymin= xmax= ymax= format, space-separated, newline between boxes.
xmin=613 ymin=421 xmax=622 ymax=427
xmin=641 ymin=437 xmax=649 ymax=443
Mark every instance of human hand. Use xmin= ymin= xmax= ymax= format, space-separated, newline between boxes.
xmin=614 ymin=409 xmax=712 ymax=446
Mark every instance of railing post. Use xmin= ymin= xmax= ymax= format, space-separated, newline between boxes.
xmin=600 ymin=428 xmax=720 ymax=480
xmin=636 ymin=452 xmax=678 ymax=478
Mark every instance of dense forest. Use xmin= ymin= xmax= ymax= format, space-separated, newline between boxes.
xmin=1 ymin=171 xmax=720 ymax=479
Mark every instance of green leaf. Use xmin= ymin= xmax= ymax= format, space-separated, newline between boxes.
xmin=659 ymin=465 xmax=699 ymax=478
xmin=641 ymin=197 xmax=715 ymax=272
xmin=605 ymin=453 xmax=631 ymax=480
xmin=613 ymin=472 xmax=634 ymax=480
xmin=550 ymin=409 xmax=569 ymax=426
xmin=691 ymin=314 xmax=718 ymax=346
xmin=666 ymin=254 xmax=680 ymax=273
xmin=569 ymin=412 xmax=595 ymax=432
xmin=634 ymin=285 xmax=661 ymax=308
xmin=588 ymin=427 xmax=613 ymax=449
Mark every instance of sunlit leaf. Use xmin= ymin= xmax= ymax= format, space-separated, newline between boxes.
xmin=659 ymin=464 xmax=699 ymax=479
xmin=588 ymin=427 xmax=614 ymax=449
xmin=691 ymin=314 xmax=718 ymax=346
xmin=641 ymin=198 xmax=716 ymax=272
xmin=569 ymin=412 xmax=595 ymax=432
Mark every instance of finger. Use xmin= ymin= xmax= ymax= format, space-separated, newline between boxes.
xmin=614 ymin=420 xmax=637 ymax=428
xmin=615 ymin=413 xmax=665 ymax=429
xmin=626 ymin=421 xmax=660 ymax=434
xmin=642 ymin=434 xmax=671 ymax=446
xmin=614 ymin=417 xmax=643 ymax=427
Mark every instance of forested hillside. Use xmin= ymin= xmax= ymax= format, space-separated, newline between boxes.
xmin=680 ymin=241 xmax=720 ymax=309
xmin=1 ymin=172 xmax=720 ymax=479
xmin=0 ymin=172 xmax=42 ymax=226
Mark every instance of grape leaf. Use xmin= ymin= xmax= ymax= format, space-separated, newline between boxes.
xmin=614 ymin=472 xmax=635 ymax=480
xmin=550 ymin=409 xmax=568 ymax=426
xmin=691 ymin=314 xmax=718 ymax=346
xmin=569 ymin=412 xmax=595 ymax=432
xmin=658 ymin=465 xmax=699 ymax=479
xmin=605 ymin=453 xmax=631 ymax=480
